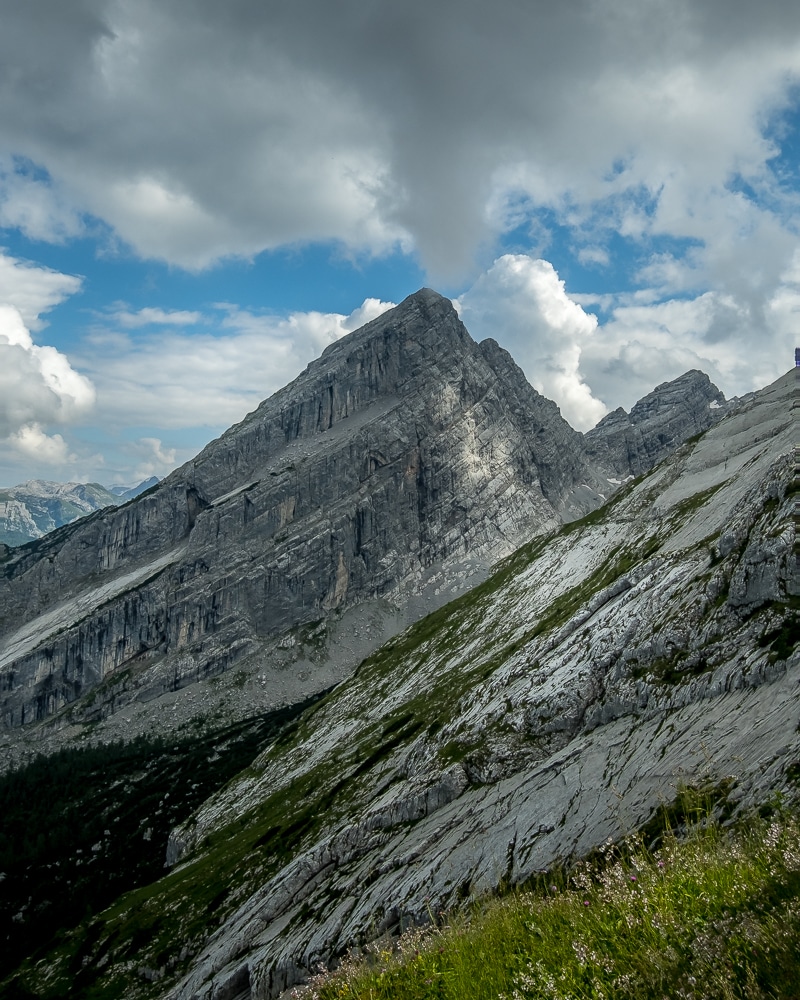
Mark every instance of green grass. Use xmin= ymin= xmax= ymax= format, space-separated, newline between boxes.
xmin=295 ymin=803 xmax=800 ymax=1000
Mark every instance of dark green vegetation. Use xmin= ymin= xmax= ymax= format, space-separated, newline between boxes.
xmin=0 ymin=695 xmax=324 ymax=994
xmin=299 ymin=801 xmax=800 ymax=1000
xmin=758 ymin=612 xmax=800 ymax=664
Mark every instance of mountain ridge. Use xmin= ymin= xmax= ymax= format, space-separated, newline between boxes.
xmin=0 ymin=476 xmax=159 ymax=547
xmin=5 ymin=363 xmax=791 ymax=1000
xmin=0 ymin=289 xmax=738 ymax=756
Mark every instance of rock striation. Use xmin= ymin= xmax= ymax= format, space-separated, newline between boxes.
xmin=0 ymin=290 xmax=733 ymax=751
xmin=17 ymin=366 xmax=792 ymax=1000
xmin=155 ymin=369 xmax=796 ymax=999
xmin=585 ymin=369 xmax=727 ymax=478
xmin=0 ymin=290 xmax=605 ymax=735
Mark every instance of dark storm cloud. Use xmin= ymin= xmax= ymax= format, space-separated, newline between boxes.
xmin=1 ymin=0 xmax=798 ymax=276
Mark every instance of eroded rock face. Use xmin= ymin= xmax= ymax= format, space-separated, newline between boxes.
xmin=0 ymin=290 xmax=602 ymax=733
xmin=0 ymin=290 xmax=735 ymax=746
xmin=585 ymin=369 xmax=727 ymax=478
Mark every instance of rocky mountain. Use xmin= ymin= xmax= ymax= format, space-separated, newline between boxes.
xmin=584 ymin=369 xmax=728 ymax=478
xmin=107 ymin=477 xmax=161 ymax=501
xmin=3 ymin=359 xmax=794 ymax=1000
xmin=0 ymin=290 xmax=733 ymax=756
xmin=0 ymin=476 xmax=159 ymax=547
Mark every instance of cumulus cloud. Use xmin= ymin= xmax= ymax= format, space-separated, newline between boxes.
xmin=458 ymin=256 xmax=607 ymax=430
xmin=578 ymin=255 xmax=798 ymax=410
xmin=459 ymin=252 xmax=798 ymax=426
xmin=0 ymin=303 xmax=95 ymax=441
xmin=0 ymin=252 xmax=93 ymax=480
xmin=9 ymin=423 xmax=75 ymax=466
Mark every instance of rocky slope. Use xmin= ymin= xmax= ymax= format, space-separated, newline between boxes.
xmin=584 ymin=368 xmax=728 ymax=478
xmin=12 ymin=366 xmax=795 ymax=1000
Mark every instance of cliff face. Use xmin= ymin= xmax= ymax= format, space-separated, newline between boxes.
xmin=0 ymin=289 xmax=601 ymax=733
xmin=0 ymin=290 xmax=735 ymax=743
xmin=585 ymin=369 xmax=727 ymax=478
xmin=155 ymin=371 xmax=797 ymax=1000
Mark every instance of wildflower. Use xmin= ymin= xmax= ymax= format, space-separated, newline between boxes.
xmin=630 ymin=875 xmax=637 ymax=882
xmin=583 ymin=900 xmax=590 ymax=906
xmin=549 ymin=885 xmax=557 ymax=893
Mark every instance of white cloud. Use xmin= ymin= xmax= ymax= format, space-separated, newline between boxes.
xmin=111 ymin=306 xmax=202 ymax=328
xmin=130 ymin=437 xmax=178 ymax=481
xmin=9 ymin=423 xmax=74 ymax=466
xmin=458 ymin=255 xmax=607 ymax=430
xmin=459 ymin=252 xmax=798 ymax=426
xmin=0 ymin=157 xmax=84 ymax=244
xmin=0 ymin=250 xmax=82 ymax=330
xmin=577 ymin=246 xmax=610 ymax=268
xmin=0 ymin=303 xmax=95 ymax=440
xmin=76 ymin=297 xmax=395 ymax=434
xmin=0 ymin=252 xmax=94 ymax=481
xmin=579 ymin=269 xmax=797 ymax=411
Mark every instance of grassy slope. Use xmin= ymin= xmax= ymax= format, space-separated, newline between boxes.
xmin=295 ymin=799 xmax=800 ymax=1000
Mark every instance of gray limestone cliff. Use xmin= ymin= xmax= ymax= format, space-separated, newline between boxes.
xmin=22 ymin=366 xmax=790 ymax=1000
xmin=585 ymin=369 xmax=727 ymax=478
xmin=0 ymin=290 xmax=601 ymax=734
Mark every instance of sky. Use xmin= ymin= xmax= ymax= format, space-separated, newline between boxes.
xmin=1 ymin=0 xmax=799 ymax=487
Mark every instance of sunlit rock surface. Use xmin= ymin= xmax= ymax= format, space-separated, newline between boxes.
xmin=129 ymin=370 xmax=794 ymax=1000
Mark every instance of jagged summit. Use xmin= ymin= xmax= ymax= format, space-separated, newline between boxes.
xmin=585 ymin=368 xmax=727 ymax=478
xmin=0 ymin=289 xmax=736 ymax=746
xmin=0 ymin=289 xmax=595 ymax=734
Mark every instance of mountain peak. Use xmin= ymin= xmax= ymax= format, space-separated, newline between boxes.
xmin=403 ymin=286 xmax=449 ymax=306
xmin=585 ymin=369 xmax=727 ymax=478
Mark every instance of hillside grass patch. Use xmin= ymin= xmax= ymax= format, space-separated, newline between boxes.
xmin=295 ymin=805 xmax=800 ymax=1000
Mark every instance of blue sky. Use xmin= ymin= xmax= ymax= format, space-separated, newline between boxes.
xmin=1 ymin=0 xmax=799 ymax=487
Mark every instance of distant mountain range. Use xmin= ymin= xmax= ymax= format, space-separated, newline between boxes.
xmin=0 ymin=476 xmax=159 ymax=546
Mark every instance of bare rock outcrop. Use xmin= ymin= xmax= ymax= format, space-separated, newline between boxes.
xmin=0 ymin=290 xmax=603 ymax=732
xmin=585 ymin=369 xmax=727 ymax=478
